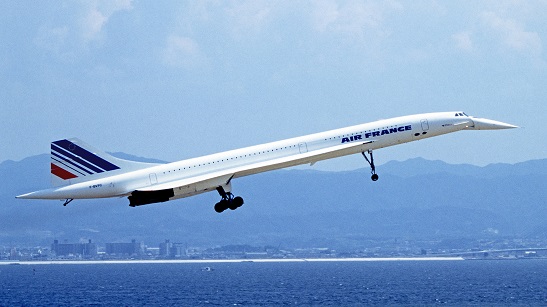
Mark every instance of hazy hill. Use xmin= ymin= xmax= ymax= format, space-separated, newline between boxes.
xmin=0 ymin=155 xmax=545 ymax=249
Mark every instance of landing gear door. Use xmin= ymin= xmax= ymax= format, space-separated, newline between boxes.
xmin=421 ymin=119 xmax=429 ymax=131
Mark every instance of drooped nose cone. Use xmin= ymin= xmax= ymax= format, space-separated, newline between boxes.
xmin=467 ymin=117 xmax=518 ymax=130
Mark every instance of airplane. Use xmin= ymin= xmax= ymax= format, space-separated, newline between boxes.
xmin=16 ymin=111 xmax=517 ymax=213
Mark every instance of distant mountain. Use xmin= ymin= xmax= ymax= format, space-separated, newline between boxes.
xmin=0 ymin=155 xmax=545 ymax=249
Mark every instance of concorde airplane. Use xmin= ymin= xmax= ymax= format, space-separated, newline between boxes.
xmin=17 ymin=112 xmax=516 ymax=212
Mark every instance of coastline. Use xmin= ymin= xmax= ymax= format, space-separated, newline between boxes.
xmin=0 ymin=257 xmax=464 ymax=265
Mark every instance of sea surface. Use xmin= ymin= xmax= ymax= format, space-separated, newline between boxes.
xmin=1 ymin=259 xmax=546 ymax=306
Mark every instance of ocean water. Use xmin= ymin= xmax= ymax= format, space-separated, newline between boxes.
xmin=1 ymin=260 xmax=546 ymax=306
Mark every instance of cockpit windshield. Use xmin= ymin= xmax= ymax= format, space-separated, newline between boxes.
xmin=455 ymin=112 xmax=468 ymax=117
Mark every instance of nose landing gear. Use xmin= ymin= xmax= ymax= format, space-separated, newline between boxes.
xmin=361 ymin=150 xmax=379 ymax=181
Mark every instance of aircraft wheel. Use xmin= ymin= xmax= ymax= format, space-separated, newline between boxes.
xmin=233 ymin=196 xmax=244 ymax=208
xmin=229 ymin=201 xmax=238 ymax=210
xmin=215 ymin=200 xmax=228 ymax=213
xmin=371 ymin=174 xmax=379 ymax=181
xmin=214 ymin=202 xmax=223 ymax=213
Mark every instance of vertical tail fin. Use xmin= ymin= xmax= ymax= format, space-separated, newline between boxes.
xmin=50 ymin=138 xmax=160 ymax=187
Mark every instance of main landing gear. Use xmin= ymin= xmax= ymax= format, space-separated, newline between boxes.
xmin=362 ymin=150 xmax=379 ymax=181
xmin=214 ymin=186 xmax=244 ymax=213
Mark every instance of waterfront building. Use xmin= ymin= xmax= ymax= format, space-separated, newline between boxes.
xmin=51 ymin=239 xmax=97 ymax=257
xmin=105 ymin=239 xmax=144 ymax=257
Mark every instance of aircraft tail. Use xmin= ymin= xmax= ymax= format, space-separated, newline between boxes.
xmin=50 ymin=138 xmax=161 ymax=187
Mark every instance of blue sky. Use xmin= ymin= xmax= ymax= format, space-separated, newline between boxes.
xmin=1 ymin=1 xmax=545 ymax=171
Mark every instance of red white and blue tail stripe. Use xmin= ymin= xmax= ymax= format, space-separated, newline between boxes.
xmin=51 ymin=139 xmax=120 ymax=181
xmin=49 ymin=138 xmax=161 ymax=187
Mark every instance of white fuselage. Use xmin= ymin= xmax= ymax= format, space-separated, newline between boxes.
xmin=16 ymin=111 xmax=516 ymax=203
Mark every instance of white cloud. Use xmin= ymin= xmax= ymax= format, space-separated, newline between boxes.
xmin=452 ymin=31 xmax=473 ymax=52
xmin=80 ymin=0 xmax=133 ymax=43
xmin=162 ymin=35 xmax=208 ymax=69
xmin=82 ymin=8 xmax=108 ymax=42
xmin=311 ymin=0 xmax=339 ymax=33
xmin=481 ymin=11 xmax=542 ymax=56
xmin=34 ymin=0 xmax=133 ymax=58
xmin=311 ymin=0 xmax=402 ymax=37
xmin=225 ymin=0 xmax=274 ymax=37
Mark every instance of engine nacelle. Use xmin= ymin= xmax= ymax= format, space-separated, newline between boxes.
xmin=128 ymin=189 xmax=175 ymax=207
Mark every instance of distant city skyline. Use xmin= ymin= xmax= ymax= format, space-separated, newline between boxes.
xmin=1 ymin=1 xmax=545 ymax=170
xmin=3 ymin=237 xmax=547 ymax=261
